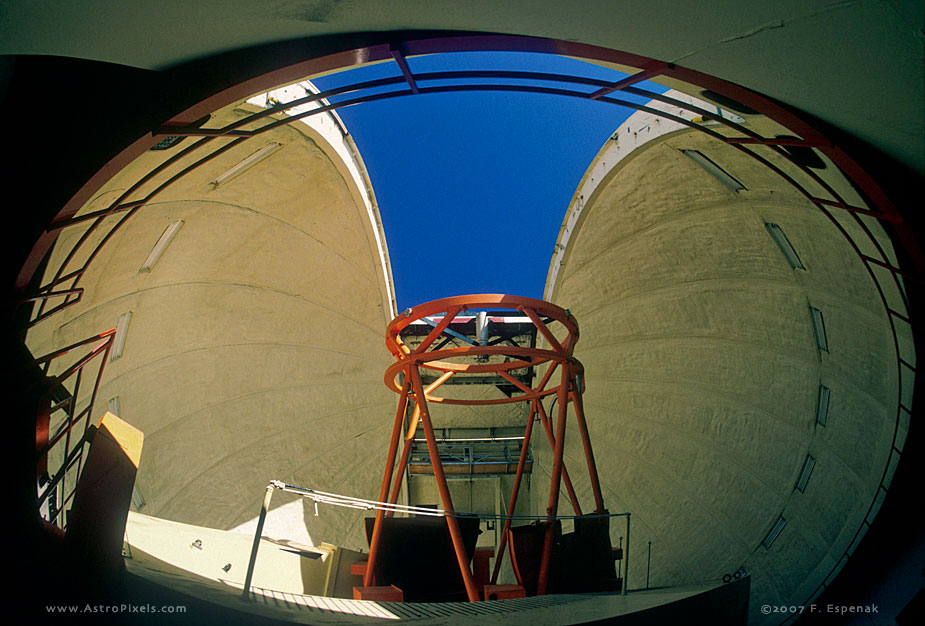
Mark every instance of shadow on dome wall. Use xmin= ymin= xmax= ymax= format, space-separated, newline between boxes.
xmin=4 ymin=31 xmax=922 ymax=625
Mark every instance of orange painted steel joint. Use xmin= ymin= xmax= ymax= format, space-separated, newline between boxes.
xmin=368 ymin=294 xmax=606 ymax=601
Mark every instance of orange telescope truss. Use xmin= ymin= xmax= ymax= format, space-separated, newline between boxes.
xmin=366 ymin=294 xmax=608 ymax=601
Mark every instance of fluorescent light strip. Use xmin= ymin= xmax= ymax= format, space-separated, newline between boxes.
xmin=107 ymin=396 xmax=121 ymax=416
xmin=765 ymin=223 xmax=805 ymax=269
xmin=810 ymin=306 xmax=828 ymax=352
xmin=131 ymin=484 xmax=146 ymax=511
xmin=795 ymin=455 xmax=816 ymax=492
xmin=681 ymin=149 xmax=746 ymax=192
xmin=139 ymin=220 xmax=183 ymax=273
xmin=762 ymin=515 xmax=787 ymax=549
xmin=110 ymin=312 xmax=132 ymax=362
xmin=210 ymin=142 xmax=283 ymax=188
xmin=816 ymin=385 xmax=831 ymax=426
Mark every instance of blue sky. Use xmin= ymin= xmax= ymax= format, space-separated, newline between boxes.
xmin=312 ymin=52 xmax=666 ymax=310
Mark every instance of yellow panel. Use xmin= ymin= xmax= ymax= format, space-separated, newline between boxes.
xmin=99 ymin=410 xmax=144 ymax=468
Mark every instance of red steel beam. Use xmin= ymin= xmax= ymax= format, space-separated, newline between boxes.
xmin=588 ymin=61 xmax=668 ymax=100
xmin=570 ymin=374 xmax=605 ymax=513
xmin=498 ymin=369 xmax=582 ymax=516
xmin=364 ymin=376 xmax=411 ymax=587
xmin=412 ymin=306 xmax=463 ymax=354
xmin=862 ymin=255 xmax=923 ymax=283
xmin=520 ymin=306 xmax=568 ymax=356
xmin=409 ymin=367 xmax=480 ymax=602
xmin=725 ymin=136 xmax=829 ymax=147
xmin=811 ymin=197 xmax=899 ymax=223
xmin=15 ymin=34 xmax=921 ymax=299
xmin=535 ymin=400 xmax=583 ymax=516
xmin=490 ymin=399 xmax=539 ymax=585
xmin=390 ymin=43 xmax=421 ymax=94
xmin=406 ymin=370 xmax=454 ymax=440
xmin=386 ymin=436 xmax=414 ymax=514
xmin=536 ymin=364 xmax=571 ymax=595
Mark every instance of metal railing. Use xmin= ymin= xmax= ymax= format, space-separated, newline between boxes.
xmin=409 ymin=439 xmax=528 ymax=465
xmin=33 ymin=329 xmax=116 ymax=528
xmin=18 ymin=62 xmax=913 ymax=328
xmin=241 ymin=480 xmax=632 ymax=601
xmin=12 ymin=36 xmax=917 ymax=610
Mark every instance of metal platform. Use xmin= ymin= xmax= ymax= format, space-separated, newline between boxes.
xmin=126 ymin=551 xmax=746 ymax=625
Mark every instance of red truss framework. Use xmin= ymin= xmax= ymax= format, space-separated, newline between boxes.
xmin=13 ymin=33 xmax=916 ymax=610
xmin=368 ymin=294 xmax=607 ymax=601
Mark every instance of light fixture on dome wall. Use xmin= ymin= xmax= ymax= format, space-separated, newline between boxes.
xmin=795 ymin=455 xmax=816 ymax=493
xmin=762 ymin=515 xmax=787 ymax=549
xmin=765 ymin=223 xmax=805 ymax=270
xmin=139 ymin=220 xmax=184 ymax=273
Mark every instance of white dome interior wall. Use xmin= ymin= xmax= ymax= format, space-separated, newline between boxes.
xmin=533 ymin=112 xmax=911 ymax=624
xmin=27 ymin=99 xmax=398 ymax=551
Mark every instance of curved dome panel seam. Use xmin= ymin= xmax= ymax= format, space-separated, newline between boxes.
xmin=583 ymin=377 xmax=818 ymax=438
xmin=225 ymin=421 xmax=392 ymax=524
xmin=225 ymin=425 xmax=390 ymax=524
xmin=554 ymin=198 xmax=813 ymax=280
xmin=578 ymin=334 xmax=820 ymax=367
xmin=581 ymin=398 xmax=805 ymax=496
xmin=132 ymin=379 xmax=392 ymax=439
xmin=150 ymin=401 xmax=393 ymax=518
xmin=563 ymin=276 xmax=808 ymax=319
xmin=594 ymin=482 xmax=699 ymax=583
xmin=553 ymin=431 xmax=763 ymax=556
xmin=163 ymin=197 xmax=381 ymax=287
xmin=54 ymin=279 xmax=386 ymax=339
xmin=573 ymin=278 xmax=890 ymax=325
xmin=587 ymin=395 xmax=888 ymax=492
xmin=99 ymin=342 xmax=387 ymax=395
